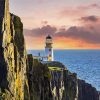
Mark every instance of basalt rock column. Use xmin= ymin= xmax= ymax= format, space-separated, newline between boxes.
xmin=0 ymin=0 xmax=29 ymax=99
xmin=0 ymin=0 xmax=12 ymax=94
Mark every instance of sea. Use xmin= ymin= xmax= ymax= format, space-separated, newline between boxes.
xmin=28 ymin=50 xmax=100 ymax=91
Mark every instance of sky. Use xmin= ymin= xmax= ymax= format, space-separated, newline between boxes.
xmin=10 ymin=0 xmax=100 ymax=49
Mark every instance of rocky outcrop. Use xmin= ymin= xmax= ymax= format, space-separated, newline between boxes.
xmin=27 ymin=54 xmax=53 ymax=100
xmin=0 ymin=0 xmax=29 ymax=99
xmin=27 ymin=60 xmax=99 ymax=100
xmin=78 ymin=80 xmax=100 ymax=100
xmin=49 ymin=69 xmax=78 ymax=100
xmin=46 ymin=62 xmax=78 ymax=100
xmin=27 ymin=59 xmax=78 ymax=100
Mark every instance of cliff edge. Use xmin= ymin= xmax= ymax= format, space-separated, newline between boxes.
xmin=0 ymin=0 xmax=29 ymax=99
xmin=27 ymin=57 xmax=100 ymax=100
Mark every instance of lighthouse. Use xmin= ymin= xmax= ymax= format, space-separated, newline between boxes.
xmin=45 ymin=35 xmax=54 ymax=61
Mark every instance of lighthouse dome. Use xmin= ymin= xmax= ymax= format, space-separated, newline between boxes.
xmin=46 ymin=35 xmax=52 ymax=39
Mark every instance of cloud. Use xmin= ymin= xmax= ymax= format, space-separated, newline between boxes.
xmin=60 ymin=7 xmax=85 ymax=18
xmin=24 ymin=15 xmax=100 ymax=46
xmin=59 ymin=3 xmax=100 ymax=18
xmin=79 ymin=15 xmax=99 ymax=22
xmin=78 ymin=15 xmax=100 ymax=33
xmin=41 ymin=20 xmax=48 ymax=25
xmin=56 ymin=26 xmax=100 ymax=44
xmin=24 ymin=24 xmax=100 ymax=44
xmin=78 ymin=3 xmax=100 ymax=10
xmin=90 ymin=3 xmax=100 ymax=9
xmin=24 ymin=25 xmax=57 ymax=37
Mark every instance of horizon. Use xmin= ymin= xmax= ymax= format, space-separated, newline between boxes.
xmin=10 ymin=0 xmax=100 ymax=50
xmin=27 ymin=49 xmax=100 ymax=50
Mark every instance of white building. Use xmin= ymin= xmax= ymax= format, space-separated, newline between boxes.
xmin=45 ymin=35 xmax=54 ymax=61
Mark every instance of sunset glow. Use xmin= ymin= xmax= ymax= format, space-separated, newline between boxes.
xmin=10 ymin=0 xmax=100 ymax=49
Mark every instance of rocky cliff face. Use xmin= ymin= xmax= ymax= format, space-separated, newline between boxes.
xmin=0 ymin=0 xmax=29 ymax=99
xmin=46 ymin=62 xmax=78 ymax=100
xmin=49 ymin=69 xmax=78 ymax=100
xmin=27 ymin=59 xmax=99 ymax=100
xmin=27 ymin=54 xmax=53 ymax=100
xmin=78 ymin=80 xmax=99 ymax=100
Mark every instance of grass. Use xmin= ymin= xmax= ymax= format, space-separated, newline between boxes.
xmin=48 ymin=66 xmax=63 ymax=71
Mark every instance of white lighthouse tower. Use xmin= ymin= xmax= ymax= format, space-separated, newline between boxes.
xmin=45 ymin=35 xmax=54 ymax=61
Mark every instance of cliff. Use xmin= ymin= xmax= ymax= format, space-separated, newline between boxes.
xmin=0 ymin=0 xmax=29 ymax=99
xmin=0 ymin=0 xmax=99 ymax=100
xmin=27 ymin=57 xmax=100 ymax=100
xmin=78 ymin=80 xmax=100 ymax=100
xmin=27 ymin=55 xmax=52 ymax=100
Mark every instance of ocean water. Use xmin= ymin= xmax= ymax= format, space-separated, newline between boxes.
xmin=28 ymin=50 xmax=100 ymax=91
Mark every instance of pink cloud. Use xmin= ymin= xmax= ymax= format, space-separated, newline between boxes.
xmin=78 ymin=3 xmax=100 ymax=10
xmin=59 ymin=3 xmax=100 ymax=18
xmin=79 ymin=15 xmax=99 ymax=22
xmin=78 ymin=16 xmax=100 ymax=31
xmin=24 ymin=18 xmax=100 ymax=44
xmin=41 ymin=20 xmax=48 ymax=25
xmin=60 ymin=7 xmax=85 ymax=18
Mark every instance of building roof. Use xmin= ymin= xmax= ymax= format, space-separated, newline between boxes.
xmin=46 ymin=35 xmax=52 ymax=39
